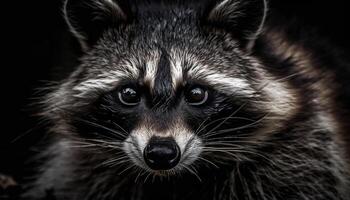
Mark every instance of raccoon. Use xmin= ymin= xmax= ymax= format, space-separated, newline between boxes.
xmin=24 ymin=0 xmax=350 ymax=199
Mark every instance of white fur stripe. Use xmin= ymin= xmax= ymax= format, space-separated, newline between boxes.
xmin=72 ymin=62 xmax=139 ymax=97
xmin=170 ymin=49 xmax=255 ymax=97
xmin=144 ymin=52 xmax=160 ymax=89
xmin=157 ymin=49 xmax=253 ymax=95
xmin=170 ymin=56 xmax=184 ymax=89
xmin=187 ymin=66 xmax=256 ymax=97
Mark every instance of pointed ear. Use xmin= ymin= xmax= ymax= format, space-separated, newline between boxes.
xmin=64 ymin=0 xmax=131 ymax=51
xmin=204 ymin=0 xmax=267 ymax=51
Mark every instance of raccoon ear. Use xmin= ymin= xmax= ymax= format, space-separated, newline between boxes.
xmin=205 ymin=0 xmax=267 ymax=51
xmin=64 ymin=0 xmax=131 ymax=51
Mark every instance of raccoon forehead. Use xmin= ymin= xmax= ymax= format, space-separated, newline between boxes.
xmin=70 ymin=48 xmax=257 ymax=99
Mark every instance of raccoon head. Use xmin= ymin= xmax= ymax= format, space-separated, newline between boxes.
xmin=45 ymin=0 xmax=298 ymax=175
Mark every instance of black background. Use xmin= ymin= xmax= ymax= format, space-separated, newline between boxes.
xmin=1 ymin=0 xmax=350 ymax=185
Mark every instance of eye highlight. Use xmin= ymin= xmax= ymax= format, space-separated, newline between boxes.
xmin=118 ymin=86 xmax=141 ymax=106
xmin=185 ymin=86 xmax=209 ymax=106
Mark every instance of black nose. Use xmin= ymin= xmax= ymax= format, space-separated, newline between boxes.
xmin=143 ymin=137 xmax=181 ymax=170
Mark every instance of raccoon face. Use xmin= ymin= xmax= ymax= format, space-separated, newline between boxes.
xmin=47 ymin=0 xmax=297 ymax=174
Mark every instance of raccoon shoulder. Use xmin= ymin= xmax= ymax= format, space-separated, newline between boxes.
xmin=256 ymin=19 xmax=350 ymax=161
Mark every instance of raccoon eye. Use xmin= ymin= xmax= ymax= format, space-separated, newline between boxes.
xmin=118 ymin=87 xmax=140 ymax=106
xmin=185 ymin=86 xmax=209 ymax=106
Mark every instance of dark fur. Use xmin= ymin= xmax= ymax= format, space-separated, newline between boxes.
xmin=24 ymin=0 xmax=350 ymax=199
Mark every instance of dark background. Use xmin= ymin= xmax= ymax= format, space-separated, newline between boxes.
xmin=1 ymin=0 xmax=350 ymax=188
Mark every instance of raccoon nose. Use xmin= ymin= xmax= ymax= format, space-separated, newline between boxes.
xmin=143 ymin=137 xmax=181 ymax=170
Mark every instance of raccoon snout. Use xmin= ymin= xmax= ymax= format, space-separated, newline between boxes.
xmin=143 ymin=137 xmax=181 ymax=170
